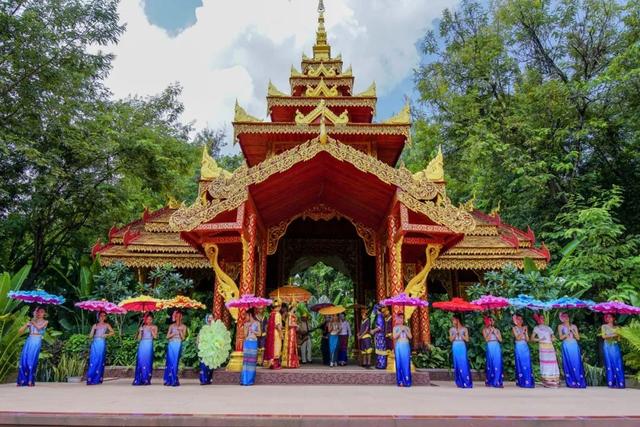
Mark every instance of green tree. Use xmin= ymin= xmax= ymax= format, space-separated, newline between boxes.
xmin=407 ymin=0 xmax=640 ymax=237
xmin=0 ymin=1 xmax=200 ymax=286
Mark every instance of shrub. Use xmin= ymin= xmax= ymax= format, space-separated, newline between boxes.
xmin=106 ymin=336 xmax=138 ymax=367
xmin=63 ymin=334 xmax=89 ymax=359
xmin=414 ymin=345 xmax=449 ymax=369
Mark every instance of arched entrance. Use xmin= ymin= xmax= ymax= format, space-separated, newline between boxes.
xmin=265 ymin=216 xmax=376 ymax=309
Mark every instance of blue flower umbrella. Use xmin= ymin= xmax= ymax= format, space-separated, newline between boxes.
xmin=549 ymin=296 xmax=595 ymax=309
xmin=8 ymin=290 xmax=65 ymax=305
xmin=507 ymin=294 xmax=551 ymax=311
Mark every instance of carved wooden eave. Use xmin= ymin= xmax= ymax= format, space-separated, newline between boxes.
xmin=233 ymin=121 xmax=411 ymax=142
xmin=267 ymin=96 xmax=376 ymax=111
xmin=169 ymin=136 xmax=475 ymax=234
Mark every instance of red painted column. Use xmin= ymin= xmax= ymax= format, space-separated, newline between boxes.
xmin=235 ymin=213 xmax=257 ymax=352
xmin=386 ymin=215 xmax=403 ymax=315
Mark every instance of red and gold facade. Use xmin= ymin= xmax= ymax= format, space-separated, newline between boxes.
xmin=95 ymin=3 xmax=549 ymax=364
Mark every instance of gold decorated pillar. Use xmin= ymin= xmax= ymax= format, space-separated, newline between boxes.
xmin=230 ymin=213 xmax=258 ymax=370
xmin=375 ymin=240 xmax=385 ymax=301
xmin=213 ymin=275 xmax=225 ymax=320
xmin=256 ymin=239 xmax=268 ymax=298
xmin=387 ymin=215 xmax=404 ymax=311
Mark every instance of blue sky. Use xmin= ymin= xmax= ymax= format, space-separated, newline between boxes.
xmin=105 ymin=0 xmax=456 ymax=153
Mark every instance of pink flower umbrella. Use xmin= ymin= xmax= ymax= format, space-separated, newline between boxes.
xmin=590 ymin=301 xmax=640 ymax=315
xmin=74 ymin=300 xmax=127 ymax=314
xmin=226 ymin=294 xmax=273 ymax=309
xmin=471 ymin=295 xmax=510 ymax=311
xmin=379 ymin=293 xmax=428 ymax=307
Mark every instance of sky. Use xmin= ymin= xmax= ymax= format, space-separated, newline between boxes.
xmin=104 ymin=0 xmax=457 ymax=153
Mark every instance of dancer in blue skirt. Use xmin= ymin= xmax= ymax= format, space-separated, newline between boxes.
xmin=164 ymin=310 xmax=186 ymax=387
xmin=482 ymin=316 xmax=503 ymax=387
xmin=393 ymin=313 xmax=412 ymax=387
xmin=240 ymin=308 xmax=261 ymax=386
xmin=86 ymin=311 xmax=114 ymax=385
xmin=511 ymin=314 xmax=534 ymax=388
xmin=132 ymin=313 xmax=157 ymax=386
xmin=449 ymin=314 xmax=473 ymax=388
xmin=601 ymin=313 xmax=625 ymax=388
xmin=558 ymin=312 xmax=586 ymax=388
xmin=17 ymin=306 xmax=48 ymax=386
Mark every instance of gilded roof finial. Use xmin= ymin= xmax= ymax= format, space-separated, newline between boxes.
xmin=201 ymin=146 xmax=230 ymax=180
xmin=313 ymin=0 xmax=331 ymax=60
xmin=413 ymin=145 xmax=444 ymax=182
xmin=319 ymin=115 xmax=328 ymax=144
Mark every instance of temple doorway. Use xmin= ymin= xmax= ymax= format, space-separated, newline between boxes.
xmin=265 ymin=216 xmax=377 ymax=366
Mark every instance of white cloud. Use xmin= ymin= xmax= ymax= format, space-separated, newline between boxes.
xmin=104 ymin=0 xmax=457 ymax=153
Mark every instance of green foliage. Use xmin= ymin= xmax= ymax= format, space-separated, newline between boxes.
xmin=143 ymin=264 xmax=194 ymax=299
xmin=618 ymin=320 xmax=640 ymax=379
xmin=92 ymin=261 xmax=137 ymax=303
xmin=62 ymin=334 xmax=89 ymax=359
xmin=414 ymin=346 xmax=449 ymax=369
xmin=52 ymin=353 xmax=86 ymax=381
xmin=407 ymin=0 xmax=640 ymax=272
xmin=583 ymin=362 xmax=606 ymax=386
xmin=544 ymin=188 xmax=640 ymax=301
xmin=106 ymin=336 xmax=138 ymax=367
xmin=0 ymin=265 xmax=31 ymax=382
xmin=0 ymin=0 xmax=201 ymax=289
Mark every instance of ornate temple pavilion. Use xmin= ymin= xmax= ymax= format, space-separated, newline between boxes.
xmin=94 ymin=1 xmax=549 ymax=356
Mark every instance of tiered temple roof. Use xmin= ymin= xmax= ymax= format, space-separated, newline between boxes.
xmin=95 ymin=1 xmax=549 ymax=273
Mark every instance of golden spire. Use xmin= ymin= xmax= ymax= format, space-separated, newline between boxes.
xmin=200 ymin=146 xmax=230 ymax=180
xmin=234 ymin=100 xmax=262 ymax=122
xmin=313 ymin=0 xmax=331 ymax=60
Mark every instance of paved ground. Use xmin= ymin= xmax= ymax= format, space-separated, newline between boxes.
xmin=1 ymin=379 xmax=639 ymax=416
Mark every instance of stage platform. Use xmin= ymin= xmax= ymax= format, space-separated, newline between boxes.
xmin=1 ymin=379 xmax=639 ymax=427
xmin=104 ymin=364 xmax=431 ymax=386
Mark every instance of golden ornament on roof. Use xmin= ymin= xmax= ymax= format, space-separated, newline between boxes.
xmin=355 ymin=82 xmax=376 ymax=97
xmin=200 ymin=146 xmax=231 ymax=180
xmin=413 ymin=145 xmax=444 ymax=182
xmin=307 ymin=63 xmax=337 ymax=78
xmin=305 ymin=78 xmax=339 ymax=97
xmin=234 ymin=100 xmax=262 ymax=123
xmin=267 ymin=80 xmax=288 ymax=97
xmin=383 ymin=102 xmax=411 ymax=124
xmin=295 ymin=99 xmax=348 ymax=126
xmin=291 ymin=65 xmax=303 ymax=77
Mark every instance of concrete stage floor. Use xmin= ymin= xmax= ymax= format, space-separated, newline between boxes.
xmin=1 ymin=379 xmax=639 ymax=426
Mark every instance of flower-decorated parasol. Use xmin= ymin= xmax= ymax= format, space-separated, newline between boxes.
xmin=549 ymin=296 xmax=595 ymax=309
xmin=318 ymin=305 xmax=346 ymax=315
xmin=226 ymin=294 xmax=273 ymax=309
xmin=590 ymin=301 xmax=640 ymax=315
xmin=8 ymin=290 xmax=65 ymax=305
xmin=75 ymin=300 xmax=127 ymax=314
xmin=197 ymin=320 xmax=232 ymax=369
xmin=432 ymin=297 xmax=482 ymax=312
xmin=269 ymin=285 xmax=312 ymax=303
xmin=118 ymin=295 xmax=162 ymax=312
xmin=159 ymin=295 xmax=206 ymax=310
xmin=471 ymin=295 xmax=510 ymax=310
xmin=380 ymin=293 xmax=428 ymax=307
xmin=507 ymin=294 xmax=551 ymax=311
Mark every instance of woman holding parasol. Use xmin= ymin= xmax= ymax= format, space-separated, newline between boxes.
xmin=132 ymin=312 xmax=158 ymax=385
xmin=433 ymin=298 xmax=480 ymax=388
xmin=591 ymin=301 xmax=640 ymax=388
xmin=75 ymin=300 xmax=124 ymax=385
xmin=511 ymin=314 xmax=534 ymax=388
xmin=557 ymin=312 xmax=586 ymax=388
xmin=17 ymin=306 xmax=48 ymax=386
xmin=11 ymin=289 xmax=65 ymax=387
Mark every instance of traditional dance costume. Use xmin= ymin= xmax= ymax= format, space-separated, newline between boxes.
xmin=373 ymin=308 xmax=387 ymax=369
xmin=484 ymin=328 xmax=503 ymax=388
xmin=513 ymin=326 xmax=534 ymax=388
xmin=601 ymin=324 xmax=625 ymax=388
xmin=450 ymin=327 xmax=473 ymax=388
xmin=338 ymin=319 xmax=351 ymax=365
xmin=17 ymin=322 xmax=46 ymax=386
xmin=240 ymin=321 xmax=260 ymax=386
xmin=559 ymin=324 xmax=586 ymax=388
xmin=86 ymin=324 xmax=108 ymax=385
xmin=163 ymin=324 xmax=183 ymax=386
xmin=199 ymin=362 xmax=213 ymax=385
xmin=132 ymin=326 xmax=154 ymax=385
xmin=394 ymin=326 xmax=412 ymax=387
xmin=358 ymin=317 xmax=373 ymax=367
xmin=532 ymin=324 xmax=559 ymax=388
